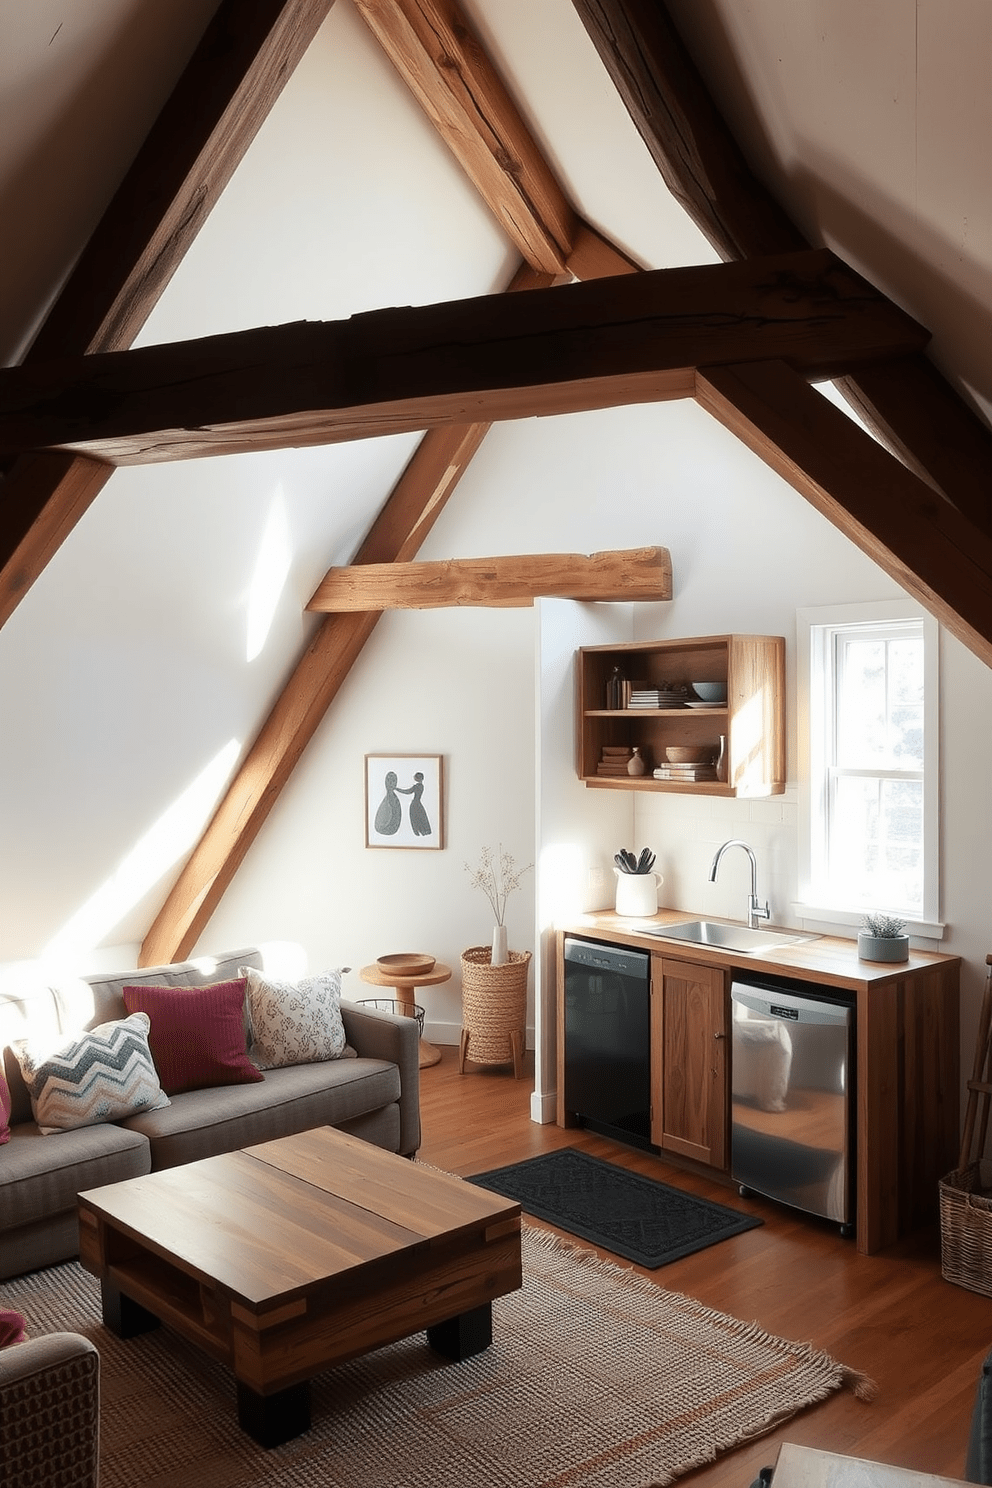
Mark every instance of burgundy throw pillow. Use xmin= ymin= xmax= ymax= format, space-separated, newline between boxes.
xmin=122 ymin=978 xmax=262 ymax=1096
xmin=0 ymin=1067 xmax=10 ymax=1144
xmin=0 ymin=1309 xmax=26 ymax=1347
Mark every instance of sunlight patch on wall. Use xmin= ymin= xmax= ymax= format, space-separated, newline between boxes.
xmin=539 ymin=842 xmax=588 ymax=925
xmin=246 ymin=490 xmax=292 ymax=662
xmin=43 ymin=739 xmax=242 ymax=964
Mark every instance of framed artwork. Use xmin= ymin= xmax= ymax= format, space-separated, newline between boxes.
xmin=365 ymin=754 xmax=444 ymax=850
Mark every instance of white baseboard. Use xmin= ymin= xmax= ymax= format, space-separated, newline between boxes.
xmin=424 ymin=1019 xmax=534 ymax=1049
xmin=530 ymin=1089 xmax=556 ymax=1124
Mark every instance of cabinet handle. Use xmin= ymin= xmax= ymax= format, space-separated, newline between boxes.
xmin=714 ymin=1031 xmax=727 ymax=1040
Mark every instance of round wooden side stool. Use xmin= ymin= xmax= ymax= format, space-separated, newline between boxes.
xmin=458 ymin=947 xmax=532 ymax=1079
xmin=358 ymin=962 xmax=450 ymax=1069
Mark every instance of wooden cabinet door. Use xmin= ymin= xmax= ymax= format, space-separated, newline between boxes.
xmin=651 ymin=957 xmax=728 ymax=1168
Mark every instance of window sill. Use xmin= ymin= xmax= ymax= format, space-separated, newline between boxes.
xmin=790 ymin=903 xmax=945 ymax=942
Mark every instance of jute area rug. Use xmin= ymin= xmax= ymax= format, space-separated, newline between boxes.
xmin=3 ymin=1226 xmax=873 ymax=1488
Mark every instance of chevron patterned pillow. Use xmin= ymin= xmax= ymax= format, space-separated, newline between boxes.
xmin=11 ymin=1011 xmax=171 ymax=1134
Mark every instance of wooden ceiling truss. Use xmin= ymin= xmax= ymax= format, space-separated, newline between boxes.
xmin=0 ymin=0 xmax=988 ymax=964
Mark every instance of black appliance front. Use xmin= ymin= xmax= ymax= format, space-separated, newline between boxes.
xmin=563 ymin=936 xmax=653 ymax=1151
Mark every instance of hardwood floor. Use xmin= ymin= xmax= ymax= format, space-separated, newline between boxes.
xmin=418 ymin=1047 xmax=992 ymax=1487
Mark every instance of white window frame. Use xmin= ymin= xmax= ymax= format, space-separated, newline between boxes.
xmin=796 ymin=599 xmax=942 ymax=939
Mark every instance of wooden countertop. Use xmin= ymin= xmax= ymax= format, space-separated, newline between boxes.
xmin=557 ymin=908 xmax=959 ymax=992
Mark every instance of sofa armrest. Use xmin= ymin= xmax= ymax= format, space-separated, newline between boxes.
xmin=340 ymin=999 xmax=421 ymax=1156
xmin=0 ymin=1332 xmax=100 ymax=1488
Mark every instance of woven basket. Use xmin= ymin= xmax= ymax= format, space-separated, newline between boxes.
xmin=939 ymin=1159 xmax=992 ymax=1296
xmin=459 ymin=946 xmax=531 ymax=1066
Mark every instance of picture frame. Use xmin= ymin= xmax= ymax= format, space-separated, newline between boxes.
xmin=365 ymin=754 xmax=444 ymax=850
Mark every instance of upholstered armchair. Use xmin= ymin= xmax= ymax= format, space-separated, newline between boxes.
xmin=0 ymin=1331 xmax=100 ymax=1486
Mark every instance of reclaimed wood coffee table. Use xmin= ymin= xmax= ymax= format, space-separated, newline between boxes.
xmin=77 ymin=1126 xmax=521 ymax=1447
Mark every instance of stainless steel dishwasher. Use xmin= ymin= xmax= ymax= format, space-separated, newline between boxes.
xmin=730 ymin=974 xmax=855 ymax=1235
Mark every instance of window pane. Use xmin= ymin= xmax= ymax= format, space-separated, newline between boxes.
xmin=835 ymin=633 xmax=924 ymax=770
xmin=829 ymin=774 xmax=923 ymax=912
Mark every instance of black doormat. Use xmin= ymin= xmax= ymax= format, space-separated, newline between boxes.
xmin=469 ymin=1149 xmax=762 ymax=1269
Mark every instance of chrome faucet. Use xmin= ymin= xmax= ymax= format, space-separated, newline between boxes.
xmin=709 ymin=839 xmax=771 ymax=929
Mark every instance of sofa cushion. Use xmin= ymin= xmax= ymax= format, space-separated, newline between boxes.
xmin=0 ymin=1122 xmax=150 ymax=1229
xmin=0 ymin=1069 xmax=9 ymax=1144
xmin=122 ymin=979 xmax=262 ymax=1095
xmin=121 ymin=1057 xmax=402 ymax=1169
xmin=0 ymin=1310 xmax=26 ymax=1346
xmin=10 ymin=1013 xmax=171 ymax=1133
xmin=242 ymin=966 xmax=347 ymax=1069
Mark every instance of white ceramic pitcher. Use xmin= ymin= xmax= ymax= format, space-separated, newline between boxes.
xmin=614 ymin=868 xmax=662 ymax=917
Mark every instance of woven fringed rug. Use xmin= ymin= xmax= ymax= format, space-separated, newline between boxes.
xmin=1 ymin=1226 xmax=874 ymax=1488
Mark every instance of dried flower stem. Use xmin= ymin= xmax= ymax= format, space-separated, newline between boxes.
xmin=464 ymin=844 xmax=533 ymax=925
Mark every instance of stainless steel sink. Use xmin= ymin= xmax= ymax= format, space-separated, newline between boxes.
xmin=643 ymin=919 xmax=818 ymax=953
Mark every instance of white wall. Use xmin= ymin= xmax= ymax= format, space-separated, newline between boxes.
xmin=202 ymin=396 xmax=992 ymax=1110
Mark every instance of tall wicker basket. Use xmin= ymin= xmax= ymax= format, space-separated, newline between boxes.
xmin=940 ymin=953 xmax=992 ymax=1295
xmin=459 ymin=946 xmax=532 ymax=1080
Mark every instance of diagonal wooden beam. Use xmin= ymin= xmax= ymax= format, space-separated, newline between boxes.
xmin=570 ymin=0 xmax=992 ymax=529
xmin=27 ymin=0 xmax=338 ymax=362
xmin=696 ymin=360 xmax=992 ymax=666
xmin=306 ymin=546 xmax=673 ymax=609
xmin=352 ymin=0 xmax=576 ymax=274
xmin=138 ymin=419 xmax=492 ymax=966
xmin=0 ymin=454 xmax=114 ymax=621
xmin=0 ymin=251 xmax=928 ymax=464
xmin=0 ymin=0 xmax=337 ymax=632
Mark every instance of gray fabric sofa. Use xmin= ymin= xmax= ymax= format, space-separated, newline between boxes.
xmin=0 ymin=1331 xmax=100 ymax=1487
xmin=0 ymin=946 xmax=421 ymax=1280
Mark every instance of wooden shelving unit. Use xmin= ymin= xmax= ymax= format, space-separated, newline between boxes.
xmin=577 ymin=634 xmax=785 ymax=796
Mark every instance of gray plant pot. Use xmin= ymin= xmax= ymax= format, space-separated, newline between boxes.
xmin=857 ymin=932 xmax=910 ymax=962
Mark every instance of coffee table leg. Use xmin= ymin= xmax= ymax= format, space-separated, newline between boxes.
xmin=100 ymin=1278 xmax=160 ymax=1338
xmin=427 ymin=1302 xmax=492 ymax=1361
xmin=237 ymin=1379 xmax=311 ymax=1448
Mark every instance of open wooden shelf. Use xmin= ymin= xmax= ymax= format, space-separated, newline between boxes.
xmin=577 ymin=634 xmax=785 ymax=796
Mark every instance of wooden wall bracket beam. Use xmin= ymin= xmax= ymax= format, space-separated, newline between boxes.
xmin=306 ymin=545 xmax=673 ymax=610
xmin=571 ymin=0 xmax=992 ymax=529
xmin=696 ymin=360 xmax=992 ymax=667
xmin=0 ymin=250 xmax=927 ymax=465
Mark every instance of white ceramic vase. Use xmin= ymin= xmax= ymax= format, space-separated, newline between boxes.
xmin=491 ymin=923 xmax=508 ymax=965
xmin=614 ymin=868 xmax=662 ymax=917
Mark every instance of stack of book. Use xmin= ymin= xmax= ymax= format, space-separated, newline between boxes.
xmin=627 ymin=681 xmax=688 ymax=709
xmin=597 ymin=746 xmax=635 ymax=776
xmin=652 ymin=762 xmax=718 ymax=782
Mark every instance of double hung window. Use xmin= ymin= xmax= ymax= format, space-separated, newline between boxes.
xmin=798 ymin=601 xmax=939 ymax=933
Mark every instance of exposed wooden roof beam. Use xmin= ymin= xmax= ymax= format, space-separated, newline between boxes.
xmin=571 ymin=0 xmax=992 ymax=530
xmin=0 ymin=251 xmax=927 ymax=465
xmin=27 ymin=0 xmax=338 ymax=362
xmin=307 ymin=546 xmax=672 ymax=609
xmin=0 ymin=0 xmax=336 ymax=632
xmin=353 ymin=0 xmax=576 ymax=274
xmin=697 ymin=360 xmax=992 ymax=667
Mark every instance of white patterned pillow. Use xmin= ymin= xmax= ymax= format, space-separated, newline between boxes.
xmin=11 ymin=1012 xmax=171 ymax=1134
xmin=241 ymin=967 xmax=347 ymax=1069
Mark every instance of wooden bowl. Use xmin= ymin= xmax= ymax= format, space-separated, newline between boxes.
xmin=665 ymin=746 xmax=709 ymax=764
xmin=376 ymin=953 xmax=436 ymax=978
